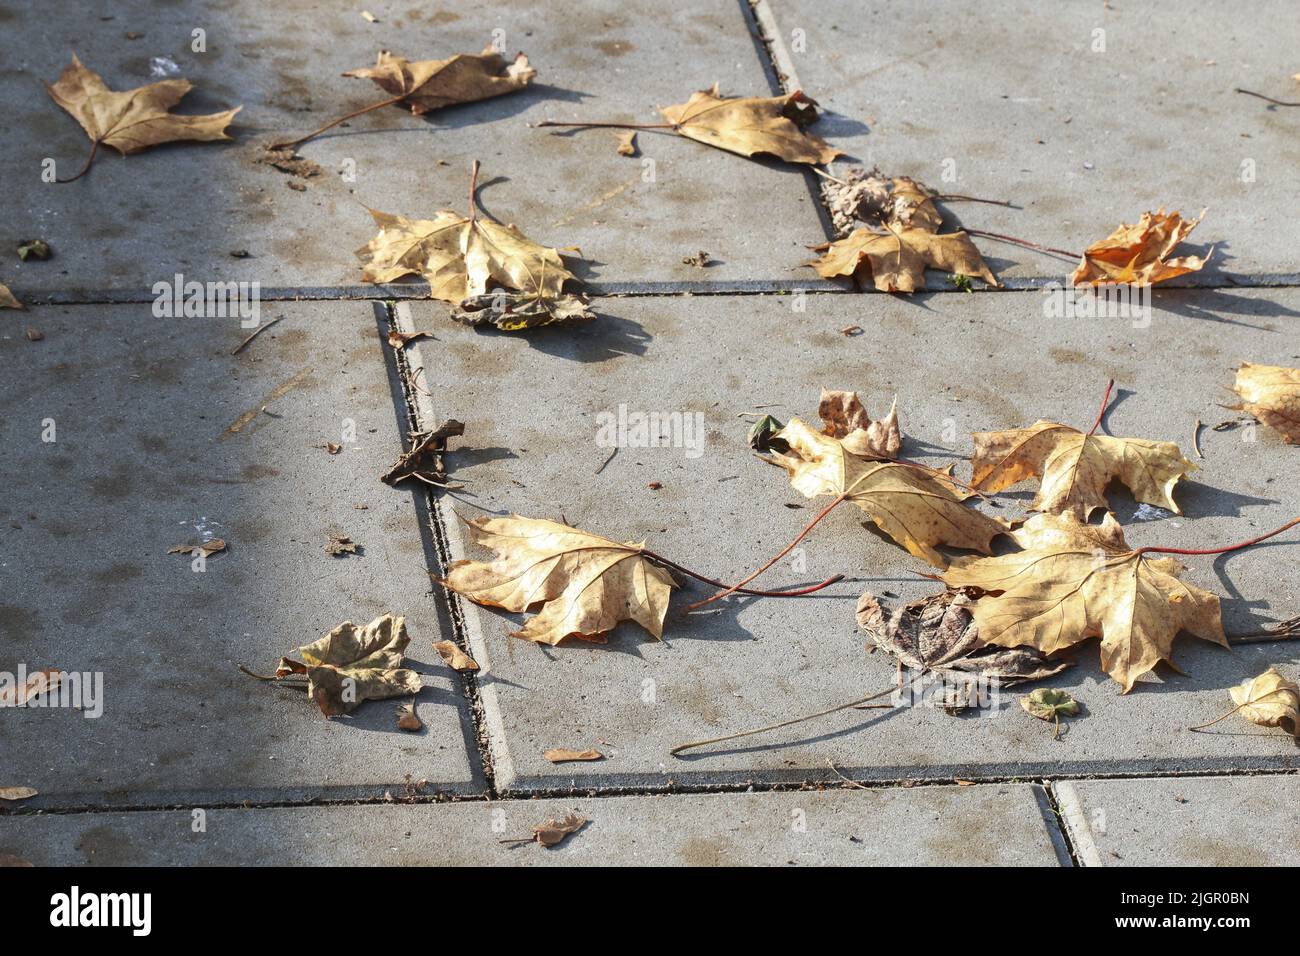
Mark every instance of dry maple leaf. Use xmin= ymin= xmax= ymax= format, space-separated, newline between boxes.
xmin=437 ymin=515 xmax=675 ymax=646
xmin=943 ymin=511 xmax=1227 ymax=693
xmin=46 ymin=55 xmax=240 ymax=182
xmin=656 ymin=86 xmax=839 ymax=165
xmin=357 ymin=163 xmax=590 ymax=328
xmin=276 ymin=613 xmax=422 ymax=716
xmin=543 ymin=748 xmax=604 ymax=763
xmin=343 ymin=48 xmax=535 ymax=114
xmin=0 ymin=283 xmax=23 ymax=310
xmin=817 ymin=388 xmax=901 ymax=459
xmin=1226 ymin=667 xmax=1300 ymax=738
xmin=769 ymin=418 xmax=1007 ymax=567
xmin=970 ymin=419 xmax=1195 ymax=519
xmin=1071 ymin=208 xmax=1210 ymax=286
xmin=857 ymin=590 xmax=1070 ymax=708
xmin=432 ymin=639 xmax=479 ymax=672
xmin=1229 ymin=362 xmax=1300 ymax=444
xmin=808 ymin=175 xmax=997 ymax=292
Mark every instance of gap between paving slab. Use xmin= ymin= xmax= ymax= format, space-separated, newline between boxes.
xmin=397 ymin=288 xmax=1300 ymax=793
xmin=0 ymin=783 xmax=1068 ymax=865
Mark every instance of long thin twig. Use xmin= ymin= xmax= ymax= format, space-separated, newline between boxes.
xmin=534 ymin=119 xmax=676 ymax=131
xmin=1133 ymin=516 xmax=1300 ymax=559
xmin=1235 ymin=88 xmax=1300 ymax=107
xmin=934 ymin=193 xmax=1017 ymax=208
xmin=1086 ymin=378 xmax=1115 ymax=437
xmin=1228 ymin=615 xmax=1300 ymax=644
xmin=231 ymin=315 xmax=284 ymax=355
xmin=642 ymin=550 xmax=843 ymax=599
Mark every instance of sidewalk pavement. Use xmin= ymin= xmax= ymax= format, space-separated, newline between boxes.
xmin=2 ymin=0 xmax=1298 ymax=865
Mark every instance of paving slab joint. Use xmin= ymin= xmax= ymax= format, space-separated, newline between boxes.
xmin=380 ymin=300 xmax=500 ymax=797
xmin=1045 ymin=781 xmax=1096 ymax=867
xmin=1033 ymin=783 xmax=1077 ymax=867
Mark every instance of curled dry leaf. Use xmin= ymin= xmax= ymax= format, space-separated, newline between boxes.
xmin=823 ymin=166 xmax=893 ymax=236
xmin=47 ymin=55 xmax=239 ymax=176
xmin=818 ymin=388 xmax=901 ymax=459
xmin=167 ymin=538 xmax=226 ymax=558
xmin=1020 ymin=688 xmax=1080 ymax=739
xmin=386 ymin=328 xmax=433 ymax=349
xmin=343 ymin=48 xmax=535 ymax=115
xmin=382 ymin=419 xmax=464 ymax=487
xmin=357 ymin=165 xmax=590 ymax=330
xmin=324 ymin=532 xmax=359 ymax=556
xmin=396 ymin=703 xmax=423 ymax=732
xmin=432 ymin=639 xmax=479 ymax=672
xmin=1228 ymin=667 xmax=1300 ymax=738
xmin=276 ymin=613 xmax=422 ymax=716
xmin=543 ymin=748 xmax=604 ymax=763
xmin=970 ymin=420 xmax=1195 ymax=519
xmin=0 ymin=283 xmax=22 ymax=310
xmin=0 ymin=787 xmax=38 ymax=801
xmin=1071 ymin=208 xmax=1210 ymax=287
xmin=944 ymin=512 xmax=1227 ymax=693
xmin=437 ymin=515 xmax=675 ymax=646
xmin=769 ymin=419 xmax=1007 ymax=567
xmin=857 ymin=589 xmax=1070 ymax=711
xmin=1229 ymin=362 xmax=1300 ymax=444
xmin=809 ymin=176 xmax=998 ymax=292
xmin=615 ymin=130 xmax=638 ymax=156
xmin=0 ymin=669 xmax=62 ymax=707
xmin=530 ymin=812 xmax=587 ymax=847
xmin=17 ymin=240 xmax=52 ymax=261
xmin=657 ymin=86 xmax=839 ymax=165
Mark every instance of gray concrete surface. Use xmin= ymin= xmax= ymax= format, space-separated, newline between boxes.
xmin=1055 ymin=775 xmax=1300 ymax=866
xmin=0 ymin=0 xmax=832 ymax=299
xmin=761 ymin=0 xmax=1300 ymax=286
xmin=403 ymin=289 xmax=1300 ymax=791
xmin=0 ymin=784 xmax=1065 ymax=865
xmin=0 ymin=302 xmax=480 ymax=807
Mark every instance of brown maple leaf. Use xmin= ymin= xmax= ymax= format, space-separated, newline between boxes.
xmin=768 ymin=418 xmax=1007 ymax=568
xmin=970 ymin=416 xmax=1195 ymax=519
xmin=657 ymin=86 xmax=839 ymax=164
xmin=357 ymin=162 xmax=591 ymax=328
xmin=437 ymin=515 xmax=676 ymax=646
xmin=943 ymin=511 xmax=1227 ymax=693
xmin=1071 ymin=208 xmax=1210 ymax=286
xmin=1229 ymin=362 xmax=1300 ymax=443
xmin=275 ymin=613 xmax=422 ymax=716
xmin=274 ymin=47 xmax=534 ymax=150
xmin=808 ymin=175 xmax=998 ymax=292
xmin=47 ymin=55 xmax=240 ymax=182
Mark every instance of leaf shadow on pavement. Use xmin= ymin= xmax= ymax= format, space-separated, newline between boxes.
xmin=464 ymin=312 xmax=653 ymax=363
xmin=1153 ymin=285 xmax=1300 ymax=326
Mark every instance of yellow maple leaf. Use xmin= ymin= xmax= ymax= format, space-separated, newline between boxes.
xmin=1071 ymin=208 xmax=1210 ymax=286
xmin=437 ymin=515 xmax=676 ymax=646
xmin=343 ymin=47 xmax=535 ymax=114
xmin=1228 ymin=667 xmax=1300 ymax=738
xmin=1229 ymin=362 xmax=1300 ymax=444
xmin=970 ymin=420 xmax=1196 ymax=519
xmin=656 ymin=86 xmax=840 ymax=165
xmin=943 ymin=511 xmax=1227 ymax=693
xmin=46 ymin=55 xmax=239 ymax=181
xmin=769 ymin=418 xmax=1007 ymax=567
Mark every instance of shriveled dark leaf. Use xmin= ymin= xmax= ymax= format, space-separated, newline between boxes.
xmin=382 ymin=419 xmax=465 ymax=487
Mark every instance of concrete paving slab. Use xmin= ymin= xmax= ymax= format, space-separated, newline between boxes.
xmin=0 ymin=783 xmax=1065 ymax=865
xmin=759 ymin=0 xmax=1300 ymax=286
xmin=1055 ymin=775 xmax=1300 ymax=866
xmin=0 ymin=0 xmax=833 ymax=299
xmin=402 ymin=287 xmax=1300 ymax=790
xmin=0 ymin=301 xmax=480 ymax=807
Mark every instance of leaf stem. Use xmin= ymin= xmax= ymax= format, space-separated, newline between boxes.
xmin=1086 ymin=378 xmax=1115 ymax=437
xmin=965 ymin=228 xmax=1079 ymax=261
xmin=1132 ymin=516 xmax=1300 ymax=558
xmin=270 ymin=94 xmax=408 ymax=151
xmin=934 ymin=193 xmax=1016 ymax=208
xmin=1188 ymin=699 xmax=1249 ymax=732
xmin=641 ymin=550 xmax=843 ymax=598
xmin=534 ymin=119 xmax=677 ymax=131
xmin=670 ymin=681 xmax=898 ymax=756
xmin=1235 ymin=88 xmax=1300 ymax=107
xmin=468 ymin=159 xmax=481 ymax=225
xmin=56 ymin=139 xmax=100 ymax=184
xmin=685 ymin=493 xmax=849 ymax=611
